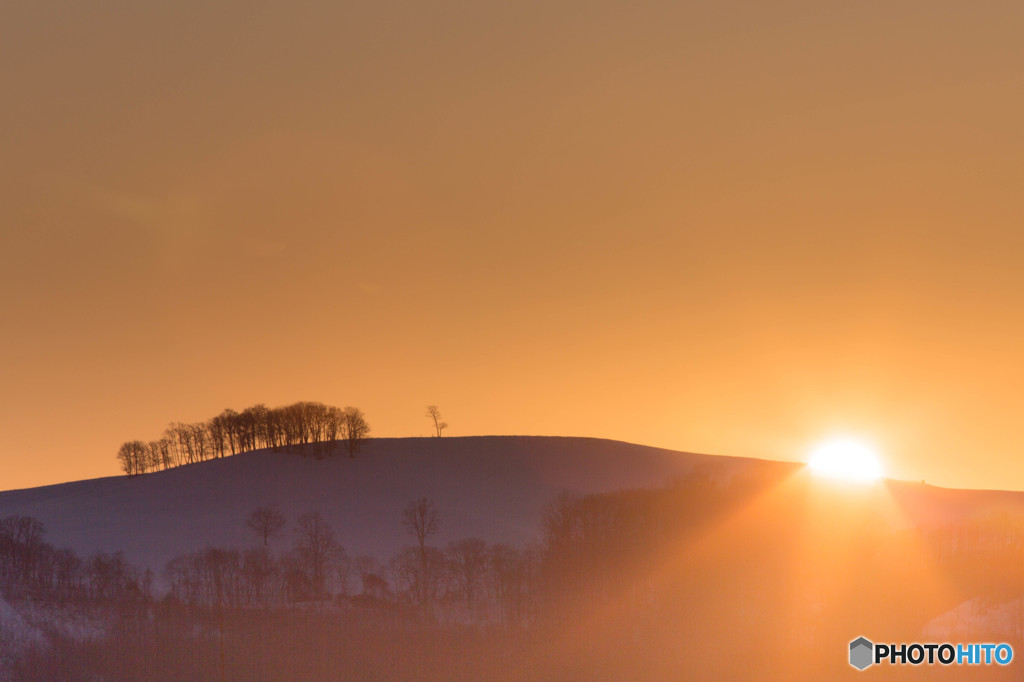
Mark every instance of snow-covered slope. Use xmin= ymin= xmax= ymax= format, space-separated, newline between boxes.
xmin=0 ymin=593 xmax=44 ymax=652
xmin=0 ymin=436 xmax=764 ymax=572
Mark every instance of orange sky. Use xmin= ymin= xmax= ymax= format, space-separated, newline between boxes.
xmin=2 ymin=2 xmax=1023 ymax=491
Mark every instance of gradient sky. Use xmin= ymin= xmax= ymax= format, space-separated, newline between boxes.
xmin=2 ymin=1 xmax=1023 ymax=491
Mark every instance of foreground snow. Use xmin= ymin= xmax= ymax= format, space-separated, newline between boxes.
xmin=922 ymin=596 xmax=1024 ymax=641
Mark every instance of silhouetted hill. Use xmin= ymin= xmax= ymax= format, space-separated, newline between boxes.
xmin=0 ymin=436 xmax=771 ymax=572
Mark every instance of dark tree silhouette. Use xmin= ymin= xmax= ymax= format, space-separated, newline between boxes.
xmin=117 ymin=441 xmax=148 ymax=476
xmin=117 ymin=400 xmax=370 ymax=474
xmin=294 ymin=511 xmax=341 ymax=599
xmin=207 ymin=413 xmax=226 ymax=458
xmin=426 ymin=405 xmax=447 ymax=438
xmin=342 ymin=406 xmax=370 ymax=456
xmin=446 ymin=537 xmax=488 ymax=611
xmin=246 ymin=505 xmax=287 ymax=546
xmin=402 ymin=498 xmax=440 ymax=555
xmin=401 ymin=497 xmax=440 ymax=610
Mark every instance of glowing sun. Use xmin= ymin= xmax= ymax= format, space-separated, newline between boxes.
xmin=808 ymin=438 xmax=883 ymax=482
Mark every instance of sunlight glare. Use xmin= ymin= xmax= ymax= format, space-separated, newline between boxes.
xmin=807 ymin=438 xmax=883 ymax=482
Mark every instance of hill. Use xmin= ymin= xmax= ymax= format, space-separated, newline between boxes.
xmin=4 ymin=435 xmax=1024 ymax=581
xmin=0 ymin=436 xmax=770 ymax=572
xmin=6 ymin=436 xmax=1024 ymax=679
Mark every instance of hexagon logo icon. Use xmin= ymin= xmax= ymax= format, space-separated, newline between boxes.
xmin=850 ymin=637 xmax=874 ymax=670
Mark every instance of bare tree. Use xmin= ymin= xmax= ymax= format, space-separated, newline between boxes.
xmin=402 ymin=497 xmax=440 ymax=610
xmin=242 ymin=404 xmax=270 ymax=451
xmin=162 ymin=426 xmax=184 ymax=467
xmin=324 ymin=405 xmax=343 ymax=447
xmin=155 ymin=437 xmax=173 ymax=470
xmin=342 ymin=406 xmax=370 ymax=456
xmin=388 ymin=546 xmax=423 ymax=602
xmin=188 ymin=422 xmax=211 ymax=462
xmin=241 ymin=546 xmax=278 ymax=606
xmin=294 ymin=511 xmax=341 ymax=599
xmin=446 ymin=537 xmax=488 ymax=613
xmin=145 ymin=441 xmax=162 ymax=472
xmin=426 ymin=405 xmax=448 ymax=438
xmin=246 ymin=505 xmax=286 ymax=547
xmin=489 ymin=543 xmax=535 ymax=626
xmin=117 ymin=441 xmax=148 ymax=476
xmin=389 ymin=545 xmax=448 ymax=609
xmin=207 ymin=414 xmax=229 ymax=459
xmin=402 ymin=498 xmax=440 ymax=556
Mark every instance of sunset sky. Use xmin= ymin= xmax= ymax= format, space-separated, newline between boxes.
xmin=2 ymin=1 xmax=1023 ymax=491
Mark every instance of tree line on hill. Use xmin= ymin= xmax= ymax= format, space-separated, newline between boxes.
xmin=116 ymin=401 xmax=370 ymax=476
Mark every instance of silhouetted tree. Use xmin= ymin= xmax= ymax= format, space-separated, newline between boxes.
xmin=247 ymin=505 xmax=287 ymax=547
xmin=342 ymin=407 xmax=370 ymax=456
xmin=403 ymin=498 xmax=440 ymax=557
xmin=167 ymin=422 xmax=196 ymax=464
xmin=426 ymin=405 xmax=448 ymax=438
xmin=446 ymin=538 xmax=488 ymax=612
xmin=207 ymin=413 xmax=229 ymax=458
xmin=145 ymin=441 xmax=161 ymax=472
xmin=162 ymin=425 xmax=185 ymax=467
xmin=188 ymin=422 xmax=211 ymax=462
xmin=155 ymin=437 xmax=173 ymax=470
xmin=294 ymin=511 xmax=341 ymax=599
xmin=87 ymin=551 xmax=143 ymax=602
xmin=402 ymin=498 xmax=440 ymax=610
xmin=323 ymin=405 xmax=343 ymax=447
xmin=239 ymin=405 xmax=262 ymax=452
xmin=388 ymin=545 xmax=448 ymax=613
xmin=117 ymin=441 xmax=148 ymax=476
xmin=241 ymin=546 xmax=279 ymax=606
xmin=165 ymin=547 xmax=245 ymax=608
xmin=490 ymin=543 xmax=534 ymax=626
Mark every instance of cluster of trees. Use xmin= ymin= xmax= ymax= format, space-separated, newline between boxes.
xmin=166 ymin=509 xmax=349 ymax=608
xmin=388 ymin=498 xmax=537 ymax=625
xmin=117 ymin=401 xmax=370 ymax=476
xmin=0 ymin=515 xmax=150 ymax=605
xmin=161 ymin=500 xmax=537 ymax=628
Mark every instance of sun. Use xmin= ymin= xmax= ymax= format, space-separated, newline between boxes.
xmin=807 ymin=438 xmax=883 ymax=482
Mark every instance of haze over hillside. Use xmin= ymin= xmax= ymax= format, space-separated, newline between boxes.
xmin=0 ymin=436 xmax=768 ymax=572
xmin=7 ymin=436 xmax=1024 ymax=679
xmin=3 ymin=436 xmax=1024 ymax=582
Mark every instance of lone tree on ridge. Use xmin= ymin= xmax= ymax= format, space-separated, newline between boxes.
xmin=426 ymin=405 xmax=448 ymax=438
